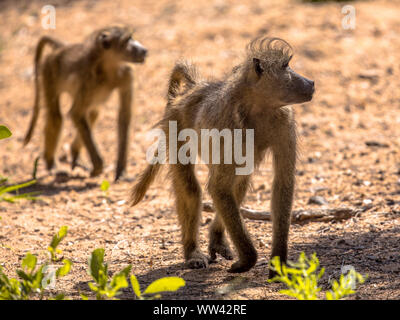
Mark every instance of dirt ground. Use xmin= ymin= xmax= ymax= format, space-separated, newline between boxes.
xmin=0 ymin=0 xmax=399 ymax=300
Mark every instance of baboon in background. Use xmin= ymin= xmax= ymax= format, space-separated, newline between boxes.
xmin=23 ymin=25 xmax=147 ymax=181
xmin=130 ymin=37 xmax=314 ymax=276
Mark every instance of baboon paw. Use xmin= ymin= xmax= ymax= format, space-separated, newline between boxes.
xmin=209 ymin=244 xmax=234 ymax=261
xmin=228 ymin=259 xmax=256 ymax=273
xmin=90 ymin=166 xmax=103 ymax=177
xmin=186 ymin=252 xmax=210 ymax=269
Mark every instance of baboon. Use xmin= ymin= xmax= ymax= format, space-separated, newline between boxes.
xmin=23 ymin=25 xmax=147 ymax=181
xmin=130 ymin=37 xmax=314 ymax=276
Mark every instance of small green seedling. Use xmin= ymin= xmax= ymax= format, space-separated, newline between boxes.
xmin=48 ymin=226 xmax=68 ymax=261
xmin=0 ymin=226 xmax=72 ymax=300
xmin=83 ymin=248 xmax=185 ymax=300
xmin=83 ymin=248 xmax=131 ymax=300
xmin=0 ymin=179 xmax=38 ymax=203
xmin=100 ymin=179 xmax=110 ymax=198
xmin=269 ymin=252 xmax=365 ymax=300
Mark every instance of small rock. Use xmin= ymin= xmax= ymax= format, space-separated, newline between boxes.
xmin=386 ymin=199 xmax=395 ymax=206
xmin=365 ymin=141 xmax=389 ymax=148
xmin=363 ymin=199 xmax=372 ymax=205
xmin=308 ymin=195 xmax=328 ymax=205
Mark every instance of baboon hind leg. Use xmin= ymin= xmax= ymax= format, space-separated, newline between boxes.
xmin=43 ymin=81 xmax=62 ymax=172
xmin=70 ymin=93 xmax=103 ymax=177
xmin=71 ymin=109 xmax=99 ymax=170
xmin=209 ymin=176 xmax=249 ymax=262
xmin=171 ymin=163 xmax=209 ymax=269
xmin=208 ymin=173 xmax=257 ymax=273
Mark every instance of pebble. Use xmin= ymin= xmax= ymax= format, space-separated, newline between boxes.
xmin=365 ymin=141 xmax=389 ymax=148
xmin=308 ymin=195 xmax=328 ymax=205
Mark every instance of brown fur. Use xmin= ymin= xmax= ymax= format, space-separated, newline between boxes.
xmin=130 ymin=37 xmax=314 ymax=276
xmin=23 ymin=25 xmax=147 ymax=181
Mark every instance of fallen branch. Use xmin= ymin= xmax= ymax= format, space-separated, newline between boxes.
xmin=202 ymin=202 xmax=363 ymax=224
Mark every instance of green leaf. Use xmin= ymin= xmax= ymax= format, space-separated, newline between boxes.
xmin=100 ymin=180 xmax=110 ymax=192
xmin=88 ymin=282 xmax=99 ymax=292
xmin=0 ymin=125 xmax=12 ymax=140
xmin=21 ymin=253 xmax=37 ymax=273
xmin=0 ymin=180 xmax=36 ymax=195
xmin=109 ymin=273 xmax=128 ymax=297
xmin=16 ymin=270 xmax=32 ymax=282
xmin=130 ymin=275 xmax=141 ymax=298
xmin=80 ymin=293 xmax=89 ymax=300
xmin=143 ymin=277 xmax=185 ymax=295
xmin=48 ymin=226 xmax=68 ymax=260
xmin=56 ymin=259 xmax=72 ymax=277
xmin=88 ymin=248 xmax=105 ymax=283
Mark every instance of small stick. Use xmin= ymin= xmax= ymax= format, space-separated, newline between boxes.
xmin=202 ymin=202 xmax=362 ymax=224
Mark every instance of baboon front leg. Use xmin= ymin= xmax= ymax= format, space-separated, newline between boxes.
xmin=171 ymin=163 xmax=209 ymax=269
xmin=44 ymin=98 xmax=62 ymax=171
xmin=71 ymin=109 xmax=99 ymax=170
xmin=208 ymin=174 xmax=257 ymax=273
xmin=208 ymin=177 xmax=249 ymax=262
xmin=70 ymin=95 xmax=103 ymax=177
xmin=269 ymin=130 xmax=296 ymax=278
xmin=115 ymin=82 xmax=132 ymax=181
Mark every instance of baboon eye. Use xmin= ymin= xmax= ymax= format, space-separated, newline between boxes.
xmin=282 ymin=62 xmax=289 ymax=69
xmin=100 ymin=33 xmax=112 ymax=49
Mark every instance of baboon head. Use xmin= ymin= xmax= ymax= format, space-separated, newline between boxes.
xmin=95 ymin=26 xmax=148 ymax=63
xmin=247 ymin=37 xmax=314 ymax=107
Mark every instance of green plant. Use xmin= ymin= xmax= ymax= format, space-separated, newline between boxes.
xmin=268 ymin=252 xmax=365 ymax=300
xmin=0 ymin=226 xmax=72 ymax=300
xmin=0 ymin=125 xmax=39 ymax=202
xmin=83 ymin=248 xmax=185 ymax=300
xmin=0 ymin=125 xmax=11 ymax=140
xmin=48 ymin=226 xmax=68 ymax=261
xmin=100 ymin=180 xmax=110 ymax=192
xmin=0 ymin=178 xmax=38 ymax=203
xmin=82 ymin=248 xmax=132 ymax=300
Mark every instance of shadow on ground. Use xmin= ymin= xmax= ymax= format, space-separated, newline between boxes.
xmin=101 ymin=224 xmax=400 ymax=299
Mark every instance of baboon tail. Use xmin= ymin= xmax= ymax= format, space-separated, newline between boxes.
xmin=23 ymin=36 xmax=64 ymax=146
xmin=130 ymin=161 xmax=162 ymax=206
xmin=167 ymin=61 xmax=197 ymax=103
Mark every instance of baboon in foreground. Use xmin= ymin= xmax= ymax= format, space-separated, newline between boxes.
xmin=23 ymin=26 xmax=147 ymax=181
xmin=130 ymin=37 xmax=314 ymax=275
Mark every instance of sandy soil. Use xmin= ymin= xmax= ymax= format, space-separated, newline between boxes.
xmin=0 ymin=0 xmax=399 ymax=299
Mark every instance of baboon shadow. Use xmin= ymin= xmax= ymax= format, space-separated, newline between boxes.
xmin=288 ymin=224 xmax=400 ymax=297
xmin=115 ymin=261 xmax=264 ymax=300
xmin=120 ymin=223 xmax=400 ymax=299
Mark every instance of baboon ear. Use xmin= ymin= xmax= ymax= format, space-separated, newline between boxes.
xmin=253 ymin=58 xmax=263 ymax=77
xmin=99 ymin=32 xmax=112 ymax=49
